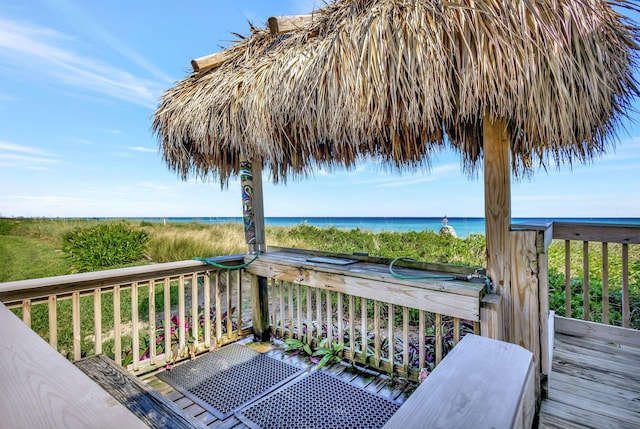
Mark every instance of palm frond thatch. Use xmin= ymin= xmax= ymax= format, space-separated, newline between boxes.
xmin=153 ymin=0 xmax=640 ymax=185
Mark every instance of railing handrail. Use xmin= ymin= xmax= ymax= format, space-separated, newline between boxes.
xmin=0 ymin=254 xmax=245 ymax=305
xmin=513 ymin=221 xmax=640 ymax=244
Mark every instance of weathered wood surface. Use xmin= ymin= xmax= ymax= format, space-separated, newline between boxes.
xmin=245 ymin=249 xmax=484 ymax=321
xmin=539 ymin=317 xmax=640 ymax=428
xmin=0 ymin=302 xmax=147 ymax=429
xmin=0 ymin=255 xmax=245 ymax=305
xmin=267 ymin=14 xmax=315 ymax=34
xmin=75 ymin=354 xmax=208 ymax=429
xmin=382 ymin=334 xmax=535 ymax=429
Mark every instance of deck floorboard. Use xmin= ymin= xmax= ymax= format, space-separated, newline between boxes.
xmin=141 ymin=337 xmax=416 ymax=428
xmin=539 ymin=321 xmax=640 ymax=429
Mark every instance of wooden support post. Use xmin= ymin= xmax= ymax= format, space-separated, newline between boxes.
xmin=251 ymin=275 xmax=270 ymax=342
xmin=510 ymin=230 xmax=540 ymax=399
xmin=240 ymin=158 xmax=266 ymax=254
xmin=483 ymin=114 xmax=511 ymax=342
xmin=480 ymin=294 xmax=503 ymax=340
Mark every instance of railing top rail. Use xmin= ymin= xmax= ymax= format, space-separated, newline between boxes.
xmin=0 ymin=254 xmax=245 ymax=304
xmin=551 ymin=221 xmax=640 ymax=244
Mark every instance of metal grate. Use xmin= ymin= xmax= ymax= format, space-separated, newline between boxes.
xmin=237 ymin=371 xmax=400 ymax=429
xmin=158 ymin=344 xmax=303 ymax=418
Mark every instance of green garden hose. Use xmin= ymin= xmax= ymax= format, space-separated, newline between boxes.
xmin=193 ymin=253 xmax=259 ymax=270
xmin=388 ymin=257 xmax=458 ymax=280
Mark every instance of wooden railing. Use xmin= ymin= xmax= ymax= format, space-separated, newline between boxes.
xmin=0 ymin=256 xmax=251 ymax=374
xmin=550 ymin=222 xmax=639 ymax=329
xmin=244 ymin=248 xmax=486 ymax=380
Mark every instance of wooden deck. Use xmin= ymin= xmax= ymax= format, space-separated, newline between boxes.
xmin=140 ymin=338 xmax=418 ymax=428
xmin=539 ymin=317 xmax=640 ymax=429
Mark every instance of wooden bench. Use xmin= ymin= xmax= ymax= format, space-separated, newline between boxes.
xmin=75 ymin=354 xmax=207 ymax=429
xmin=383 ymin=334 xmax=535 ymax=429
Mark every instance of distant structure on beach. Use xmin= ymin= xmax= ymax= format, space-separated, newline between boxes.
xmin=439 ymin=214 xmax=457 ymax=237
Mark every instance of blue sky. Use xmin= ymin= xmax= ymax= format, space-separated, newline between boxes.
xmin=1 ymin=0 xmax=639 ymax=219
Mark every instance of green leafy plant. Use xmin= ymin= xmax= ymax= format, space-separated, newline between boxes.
xmin=311 ymin=338 xmax=344 ymax=369
xmin=63 ymin=222 xmax=149 ymax=272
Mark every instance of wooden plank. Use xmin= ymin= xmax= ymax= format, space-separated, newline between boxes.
xmin=178 ymin=276 xmax=186 ymax=353
xmin=22 ymin=299 xmax=31 ymax=328
xmin=163 ymin=278 xmax=171 ymax=362
xmin=0 ymin=302 xmax=147 ymax=428
xmin=131 ymin=283 xmax=140 ymax=371
xmin=622 ymin=243 xmax=630 ymax=328
xmin=113 ymin=286 xmax=124 ymax=365
xmin=480 ymin=293 xmax=502 ymax=340
xmin=435 ymin=313 xmax=442 ymax=365
xmin=483 ymin=115 xmax=511 ymax=338
xmin=0 ymin=257 xmax=243 ymax=305
xmin=72 ymin=292 xmax=81 ymax=361
xmin=75 ymin=354 xmax=207 ymax=428
xmin=204 ymin=275 xmax=211 ymax=350
xmin=374 ymin=301 xmax=381 ymax=365
xmin=554 ymin=316 xmax=640 ymax=348
xmin=552 ymin=222 xmax=640 ymax=244
xmin=192 ymin=274 xmax=199 ymax=350
xmin=49 ymin=295 xmax=57 ymax=350
xmin=190 ymin=51 xmax=229 ymax=73
xmin=383 ymin=334 xmax=534 ymax=429
xmin=550 ymin=371 xmax=640 ymax=414
xmin=539 ymin=399 xmax=631 ymax=429
xmin=602 ymin=243 xmax=610 ymax=324
xmin=246 ymin=258 xmax=481 ymax=321
xmin=510 ymin=230 xmax=540 ymax=397
xmin=267 ymin=14 xmax=314 ymax=34
xmin=583 ymin=241 xmax=590 ymax=321
xmin=538 ymin=233 xmax=550 ymax=377
xmin=564 ymin=240 xmax=571 ymax=318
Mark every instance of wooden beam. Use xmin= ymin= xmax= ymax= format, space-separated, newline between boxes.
xmin=483 ymin=114 xmax=512 ymax=341
xmin=240 ymin=158 xmax=266 ymax=254
xmin=191 ymin=51 xmax=228 ymax=73
xmin=267 ymin=14 xmax=314 ymax=35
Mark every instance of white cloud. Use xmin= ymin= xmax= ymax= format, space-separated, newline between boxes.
xmin=128 ymin=146 xmax=157 ymax=153
xmin=0 ymin=17 xmax=162 ymax=109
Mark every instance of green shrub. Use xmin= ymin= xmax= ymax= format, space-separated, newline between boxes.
xmin=63 ymin=223 xmax=149 ymax=272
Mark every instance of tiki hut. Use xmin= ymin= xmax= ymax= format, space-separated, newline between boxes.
xmin=153 ymin=0 xmax=639 ymax=338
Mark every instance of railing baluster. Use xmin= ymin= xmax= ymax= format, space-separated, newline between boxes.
xmin=388 ymin=303 xmax=394 ymax=374
xmin=113 ymin=285 xmax=121 ymax=365
xmin=348 ymin=295 xmax=355 ymax=358
xmin=453 ymin=317 xmax=460 ymax=345
xmin=163 ymin=278 xmax=171 ymax=362
xmin=602 ymin=243 xmax=609 ymax=325
xmin=279 ymin=281 xmax=286 ymax=337
xmin=191 ymin=273 xmax=199 ymax=350
xmin=49 ymin=295 xmax=57 ymax=350
xmin=418 ymin=310 xmax=425 ymax=371
xmin=235 ymin=271 xmax=242 ymax=336
xmin=583 ymin=241 xmax=590 ymax=321
xmin=435 ymin=313 xmax=442 ymax=366
xmin=565 ymin=240 xmax=572 ymax=318
xmin=361 ymin=297 xmax=367 ymax=363
xmin=296 ymin=284 xmax=303 ymax=340
xmin=373 ymin=301 xmax=381 ymax=365
xmin=203 ymin=274 xmax=211 ymax=349
xmin=305 ymin=286 xmax=313 ymax=345
xmin=288 ymin=282 xmax=294 ymax=338
xmin=22 ymin=299 xmax=31 ymax=328
xmin=72 ymin=292 xmax=81 ymax=361
xmin=316 ymin=288 xmax=322 ymax=339
xmin=225 ymin=271 xmax=232 ymax=337
xmin=326 ymin=289 xmax=332 ymax=342
xmin=178 ymin=276 xmax=186 ymax=355
xmin=93 ymin=290 xmax=101 ymax=355
xmin=337 ymin=292 xmax=344 ymax=347
xmin=622 ymin=243 xmax=630 ymax=328
xmin=402 ymin=306 xmax=409 ymax=375
xmin=270 ymin=278 xmax=277 ymax=336
xmin=131 ymin=282 xmax=139 ymax=371
xmin=148 ymin=281 xmax=156 ymax=364
xmin=215 ymin=273 xmax=222 ymax=342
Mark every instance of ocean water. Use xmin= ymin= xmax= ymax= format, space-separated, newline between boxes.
xmin=105 ymin=216 xmax=640 ymax=238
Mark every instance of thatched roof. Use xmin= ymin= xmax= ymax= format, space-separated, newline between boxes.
xmin=153 ymin=0 xmax=640 ymax=185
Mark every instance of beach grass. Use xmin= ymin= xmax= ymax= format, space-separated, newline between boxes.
xmin=1 ymin=217 xmax=638 ymax=352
